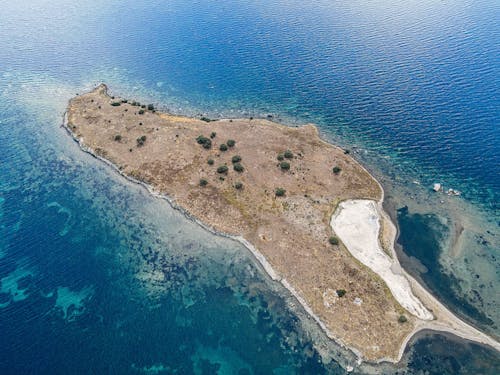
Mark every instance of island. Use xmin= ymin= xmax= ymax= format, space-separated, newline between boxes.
xmin=63 ymin=84 xmax=499 ymax=363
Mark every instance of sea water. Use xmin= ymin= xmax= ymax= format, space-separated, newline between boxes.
xmin=0 ymin=0 xmax=498 ymax=373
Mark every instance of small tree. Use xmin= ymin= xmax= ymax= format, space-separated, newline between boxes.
xmin=217 ymin=165 xmax=228 ymax=174
xmin=277 ymin=153 xmax=284 ymax=161
xmin=207 ymin=159 xmax=214 ymax=165
xmin=147 ymin=104 xmax=155 ymax=111
xmin=199 ymin=179 xmax=208 ymax=187
xmin=227 ymin=139 xmax=236 ymax=147
xmin=196 ymin=135 xmax=212 ymax=149
xmin=280 ymin=161 xmax=290 ymax=170
xmin=329 ymin=236 xmax=339 ymax=246
xmin=275 ymin=188 xmax=286 ymax=197
xmin=111 ymin=102 xmax=121 ymax=106
xmin=235 ymin=182 xmax=243 ymax=190
xmin=210 ymin=132 xmax=217 ymax=138
xmin=233 ymin=163 xmax=244 ymax=172
xmin=333 ymin=166 xmax=342 ymax=175
xmin=200 ymin=117 xmax=212 ymax=122
xmin=336 ymin=289 xmax=346 ymax=298
xmin=398 ymin=315 xmax=408 ymax=323
xmin=136 ymin=135 xmax=147 ymax=146
xmin=138 ymin=109 xmax=145 ymax=115
xmin=284 ymin=150 xmax=293 ymax=159
xmin=231 ymin=155 xmax=242 ymax=163
xmin=114 ymin=134 xmax=122 ymax=142
xmin=219 ymin=144 xmax=228 ymax=151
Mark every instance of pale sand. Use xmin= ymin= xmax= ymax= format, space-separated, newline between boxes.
xmin=331 ymin=198 xmax=500 ymax=360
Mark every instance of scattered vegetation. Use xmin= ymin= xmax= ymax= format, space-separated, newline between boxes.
xmin=275 ymin=188 xmax=286 ymax=197
xmin=333 ymin=166 xmax=342 ymax=175
xmin=200 ymin=117 xmax=212 ymax=123
xmin=196 ymin=135 xmax=212 ymax=149
xmin=233 ymin=163 xmax=244 ymax=172
xmin=280 ymin=161 xmax=290 ymax=170
xmin=136 ymin=135 xmax=147 ymax=147
xmin=344 ymin=149 xmax=350 ymax=154
xmin=138 ymin=109 xmax=145 ymax=115
xmin=111 ymin=102 xmax=121 ymax=106
xmin=277 ymin=153 xmax=284 ymax=161
xmin=199 ymin=178 xmax=208 ymax=187
xmin=219 ymin=144 xmax=228 ymax=151
xmin=147 ymin=104 xmax=155 ymax=111
xmin=284 ymin=150 xmax=293 ymax=159
xmin=121 ymin=99 xmax=128 ymax=103
xmin=217 ymin=165 xmax=228 ymax=174
xmin=336 ymin=289 xmax=347 ymax=298
xmin=114 ymin=134 xmax=122 ymax=142
xmin=210 ymin=132 xmax=217 ymax=138
xmin=207 ymin=159 xmax=214 ymax=165
xmin=329 ymin=236 xmax=339 ymax=246
xmin=231 ymin=155 xmax=242 ymax=163
xmin=398 ymin=315 xmax=408 ymax=323
xmin=227 ymin=139 xmax=236 ymax=147
xmin=234 ymin=182 xmax=243 ymax=190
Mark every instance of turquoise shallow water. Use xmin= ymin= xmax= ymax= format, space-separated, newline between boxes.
xmin=0 ymin=0 xmax=499 ymax=373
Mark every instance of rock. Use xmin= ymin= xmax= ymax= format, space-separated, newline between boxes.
xmin=433 ymin=183 xmax=442 ymax=192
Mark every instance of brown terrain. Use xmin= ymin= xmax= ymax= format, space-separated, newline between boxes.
xmin=65 ymin=84 xmax=416 ymax=362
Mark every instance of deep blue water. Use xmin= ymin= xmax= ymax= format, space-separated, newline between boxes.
xmin=0 ymin=0 xmax=499 ymax=373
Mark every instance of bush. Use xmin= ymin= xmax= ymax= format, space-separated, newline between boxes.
xmin=207 ymin=159 xmax=214 ymax=165
xmin=219 ymin=144 xmax=228 ymax=151
xmin=111 ymin=102 xmax=121 ymax=106
xmin=141 ymin=105 xmax=146 ymax=108
xmin=233 ymin=163 xmax=244 ymax=172
xmin=336 ymin=289 xmax=346 ymax=298
xmin=277 ymin=154 xmax=284 ymax=161
xmin=199 ymin=179 xmax=208 ymax=187
xmin=217 ymin=165 xmax=228 ymax=174
xmin=344 ymin=149 xmax=350 ymax=154
xmin=210 ymin=132 xmax=216 ymax=138
xmin=275 ymin=188 xmax=286 ymax=197
xmin=227 ymin=139 xmax=236 ymax=147
xmin=138 ymin=109 xmax=145 ymax=115
xmin=147 ymin=104 xmax=155 ymax=111
xmin=284 ymin=150 xmax=293 ymax=159
xmin=329 ymin=236 xmax=339 ymax=245
xmin=196 ymin=135 xmax=212 ymax=149
xmin=231 ymin=155 xmax=242 ymax=163
xmin=398 ymin=315 xmax=408 ymax=323
xmin=200 ymin=117 xmax=212 ymax=123
xmin=136 ymin=135 xmax=147 ymax=146
xmin=114 ymin=134 xmax=122 ymax=141
xmin=333 ymin=166 xmax=342 ymax=175
xmin=235 ymin=182 xmax=243 ymax=190
xmin=121 ymin=99 xmax=128 ymax=103
xmin=280 ymin=161 xmax=290 ymax=170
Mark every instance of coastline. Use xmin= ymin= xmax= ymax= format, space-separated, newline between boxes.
xmin=60 ymin=86 xmax=499 ymax=365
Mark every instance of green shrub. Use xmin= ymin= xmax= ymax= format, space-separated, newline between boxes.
xmin=219 ymin=144 xmax=228 ymax=151
xmin=196 ymin=135 xmax=212 ymax=149
xmin=141 ymin=105 xmax=146 ymax=108
xmin=333 ymin=166 xmax=342 ymax=174
xmin=111 ymin=102 xmax=121 ymax=106
xmin=235 ymin=182 xmax=243 ymax=190
xmin=217 ymin=165 xmax=228 ymax=174
xmin=344 ymin=149 xmax=350 ymax=154
xmin=227 ymin=139 xmax=236 ymax=147
xmin=280 ymin=161 xmax=290 ymax=170
xmin=231 ymin=155 xmax=242 ymax=163
xmin=199 ymin=179 xmax=208 ymax=187
xmin=329 ymin=236 xmax=339 ymax=246
xmin=336 ymin=289 xmax=346 ymax=298
xmin=233 ymin=163 xmax=244 ymax=172
xmin=136 ymin=135 xmax=147 ymax=146
xmin=200 ymin=117 xmax=212 ymax=123
xmin=284 ymin=150 xmax=293 ymax=159
xmin=275 ymin=188 xmax=286 ymax=197
xmin=147 ymin=104 xmax=155 ymax=111
xmin=138 ymin=109 xmax=145 ymax=115
xmin=398 ymin=315 xmax=408 ymax=323
xmin=114 ymin=134 xmax=122 ymax=142
xmin=207 ymin=159 xmax=214 ymax=165
xmin=277 ymin=154 xmax=284 ymax=161
xmin=210 ymin=132 xmax=216 ymax=138
xmin=121 ymin=99 xmax=128 ymax=103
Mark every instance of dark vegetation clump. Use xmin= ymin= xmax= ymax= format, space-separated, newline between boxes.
xmin=344 ymin=149 xmax=350 ymax=154
xmin=231 ymin=155 xmax=242 ymax=163
xmin=114 ymin=134 xmax=122 ymax=142
xmin=234 ymin=182 xmax=243 ymax=190
xmin=275 ymin=188 xmax=286 ymax=197
xmin=284 ymin=150 xmax=293 ymax=159
xmin=207 ymin=159 xmax=214 ymax=165
xmin=280 ymin=161 xmax=290 ymax=170
xmin=121 ymin=99 xmax=128 ymax=103
xmin=111 ymin=102 xmax=121 ymax=106
xmin=336 ymin=289 xmax=346 ymax=298
xmin=141 ymin=105 xmax=146 ymax=109
xmin=226 ymin=139 xmax=236 ymax=147
xmin=277 ymin=153 xmax=284 ymax=161
xmin=398 ymin=315 xmax=408 ymax=323
xmin=147 ymin=104 xmax=155 ymax=111
xmin=200 ymin=117 xmax=212 ymax=122
xmin=210 ymin=132 xmax=217 ymax=138
xmin=196 ymin=135 xmax=212 ymax=149
xmin=138 ymin=109 xmax=145 ymax=115
xmin=329 ymin=236 xmax=339 ymax=246
xmin=136 ymin=135 xmax=147 ymax=147
xmin=217 ymin=165 xmax=228 ymax=174
xmin=199 ymin=179 xmax=208 ymax=187
xmin=219 ymin=144 xmax=228 ymax=152
xmin=333 ymin=166 xmax=342 ymax=175
xmin=233 ymin=163 xmax=244 ymax=172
